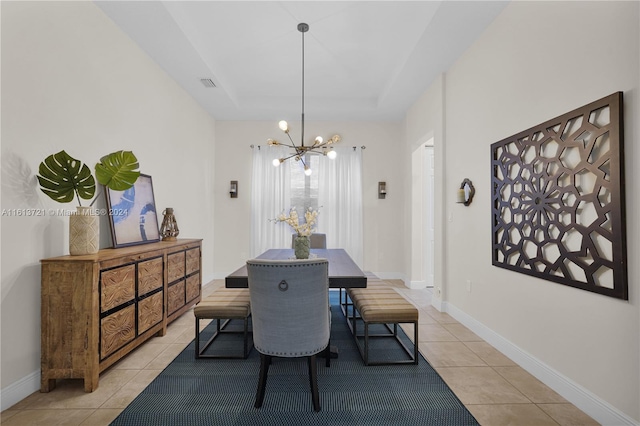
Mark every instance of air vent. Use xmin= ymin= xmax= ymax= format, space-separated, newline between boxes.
xmin=200 ymin=78 xmax=216 ymax=88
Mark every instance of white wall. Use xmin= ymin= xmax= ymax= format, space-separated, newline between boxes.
xmin=213 ymin=121 xmax=405 ymax=278
xmin=1 ymin=1 xmax=216 ymax=404
xmin=404 ymin=75 xmax=446 ymax=302
xmin=406 ymin=1 xmax=639 ymax=422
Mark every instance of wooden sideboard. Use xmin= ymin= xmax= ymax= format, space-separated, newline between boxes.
xmin=40 ymin=238 xmax=202 ymax=392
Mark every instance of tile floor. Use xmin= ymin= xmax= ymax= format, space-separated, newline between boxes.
xmin=1 ymin=279 xmax=599 ymax=426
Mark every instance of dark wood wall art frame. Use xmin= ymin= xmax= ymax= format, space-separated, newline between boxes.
xmin=490 ymin=92 xmax=627 ymax=299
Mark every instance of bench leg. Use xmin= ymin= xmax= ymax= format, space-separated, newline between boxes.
xmin=196 ymin=317 xmax=252 ymax=359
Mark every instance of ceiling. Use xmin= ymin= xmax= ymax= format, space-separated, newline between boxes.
xmin=96 ymin=1 xmax=508 ymax=122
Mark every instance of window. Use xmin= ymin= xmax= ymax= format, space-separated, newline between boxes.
xmin=289 ymin=153 xmax=319 ymax=220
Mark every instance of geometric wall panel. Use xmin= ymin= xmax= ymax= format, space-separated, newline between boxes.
xmin=491 ymin=92 xmax=628 ymax=299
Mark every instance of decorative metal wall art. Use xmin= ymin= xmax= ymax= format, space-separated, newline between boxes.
xmin=490 ymin=92 xmax=627 ymax=299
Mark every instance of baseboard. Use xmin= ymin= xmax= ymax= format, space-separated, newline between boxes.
xmin=371 ymin=271 xmax=405 ymax=281
xmin=443 ymin=301 xmax=638 ymax=426
xmin=202 ymin=273 xmax=217 ymax=285
xmin=408 ymin=279 xmax=427 ymax=289
xmin=1 ymin=370 xmax=39 ymax=411
xmin=431 ymin=296 xmax=443 ymax=312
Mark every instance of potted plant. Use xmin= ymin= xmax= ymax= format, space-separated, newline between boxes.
xmin=37 ymin=150 xmax=140 ymax=255
xmin=272 ymin=207 xmax=320 ymax=259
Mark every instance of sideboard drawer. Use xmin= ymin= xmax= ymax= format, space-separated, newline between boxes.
xmin=101 ymin=304 xmax=135 ymax=359
xmin=138 ymin=257 xmax=163 ymax=295
xmin=168 ymin=280 xmax=185 ymax=315
xmin=186 ymin=273 xmax=200 ymax=303
xmin=186 ymin=248 xmax=200 ymax=275
xmin=167 ymin=252 xmax=185 ymax=283
xmin=138 ymin=291 xmax=163 ymax=335
xmin=101 ymin=265 xmax=135 ymax=312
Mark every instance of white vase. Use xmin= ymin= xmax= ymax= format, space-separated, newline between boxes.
xmin=69 ymin=206 xmax=99 ymax=255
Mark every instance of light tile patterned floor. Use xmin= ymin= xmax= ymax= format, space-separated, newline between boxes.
xmin=1 ymin=279 xmax=599 ymax=426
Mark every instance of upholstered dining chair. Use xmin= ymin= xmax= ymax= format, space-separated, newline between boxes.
xmin=291 ymin=233 xmax=327 ymax=249
xmin=246 ymin=258 xmax=331 ymax=412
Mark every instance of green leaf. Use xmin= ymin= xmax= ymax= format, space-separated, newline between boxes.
xmin=95 ymin=150 xmax=140 ymax=191
xmin=37 ymin=150 xmax=96 ymax=204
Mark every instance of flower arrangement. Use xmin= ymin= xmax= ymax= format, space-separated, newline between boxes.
xmin=272 ymin=207 xmax=319 ymax=237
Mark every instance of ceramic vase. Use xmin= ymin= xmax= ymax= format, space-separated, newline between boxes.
xmin=69 ymin=206 xmax=99 ymax=255
xmin=293 ymin=235 xmax=310 ymax=259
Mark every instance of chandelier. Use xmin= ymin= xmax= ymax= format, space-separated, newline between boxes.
xmin=267 ymin=23 xmax=341 ymax=176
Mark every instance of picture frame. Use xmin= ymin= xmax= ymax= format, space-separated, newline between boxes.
xmin=105 ymin=173 xmax=161 ymax=248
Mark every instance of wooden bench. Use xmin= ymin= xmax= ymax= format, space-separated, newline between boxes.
xmin=346 ymin=285 xmax=419 ymax=365
xmin=194 ymin=288 xmax=252 ymax=359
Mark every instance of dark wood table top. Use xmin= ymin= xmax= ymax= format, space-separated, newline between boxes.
xmin=225 ymin=248 xmax=367 ymax=289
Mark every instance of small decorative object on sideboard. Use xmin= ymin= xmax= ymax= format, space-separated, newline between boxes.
xmin=37 ymin=150 xmax=140 ymax=255
xmin=69 ymin=206 xmax=100 ymax=255
xmin=160 ymin=207 xmax=180 ymax=241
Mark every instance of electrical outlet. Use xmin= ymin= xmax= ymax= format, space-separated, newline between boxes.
xmin=466 ymin=280 xmax=472 ymax=293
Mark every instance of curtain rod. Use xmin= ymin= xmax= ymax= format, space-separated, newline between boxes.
xmin=250 ymin=145 xmax=366 ymax=150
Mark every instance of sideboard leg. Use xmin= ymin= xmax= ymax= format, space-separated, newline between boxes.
xmin=40 ymin=378 xmax=56 ymax=393
xmin=84 ymin=372 xmax=99 ymax=393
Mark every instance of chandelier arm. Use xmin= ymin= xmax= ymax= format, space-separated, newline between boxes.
xmin=280 ymin=152 xmax=301 ymax=162
xmin=286 ymin=131 xmax=297 ymax=148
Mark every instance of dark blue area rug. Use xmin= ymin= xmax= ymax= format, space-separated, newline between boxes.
xmin=111 ymin=292 xmax=479 ymax=425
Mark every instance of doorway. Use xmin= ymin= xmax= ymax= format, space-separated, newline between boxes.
xmin=411 ymin=141 xmax=434 ymax=288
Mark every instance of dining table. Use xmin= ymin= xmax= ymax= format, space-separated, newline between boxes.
xmin=225 ymin=248 xmax=367 ymax=289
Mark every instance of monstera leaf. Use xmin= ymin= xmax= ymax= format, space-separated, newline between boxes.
xmin=95 ymin=150 xmax=140 ymax=191
xmin=37 ymin=150 xmax=96 ymax=204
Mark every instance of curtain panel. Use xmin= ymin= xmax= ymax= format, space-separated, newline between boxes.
xmin=250 ymin=145 xmax=291 ymax=257
xmin=318 ymin=146 xmax=364 ymax=267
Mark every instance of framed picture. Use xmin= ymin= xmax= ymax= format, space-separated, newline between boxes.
xmin=105 ymin=173 xmax=160 ymax=248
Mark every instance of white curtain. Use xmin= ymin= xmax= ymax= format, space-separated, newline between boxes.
xmin=318 ymin=146 xmax=364 ymax=267
xmin=250 ymin=146 xmax=291 ymax=257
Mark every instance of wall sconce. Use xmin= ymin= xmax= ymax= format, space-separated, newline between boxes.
xmin=378 ymin=182 xmax=387 ymax=199
xmin=457 ymin=178 xmax=475 ymax=206
xmin=230 ymin=181 xmax=238 ymax=198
